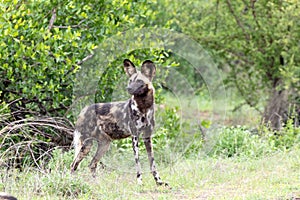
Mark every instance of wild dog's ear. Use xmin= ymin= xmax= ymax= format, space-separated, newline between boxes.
xmin=141 ymin=60 xmax=156 ymax=81
xmin=123 ymin=59 xmax=137 ymax=77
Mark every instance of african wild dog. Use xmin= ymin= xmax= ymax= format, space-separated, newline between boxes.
xmin=70 ymin=59 xmax=168 ymax=186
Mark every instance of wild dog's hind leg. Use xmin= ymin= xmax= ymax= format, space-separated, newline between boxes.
xmin=70 ymin=133 xmax=93 ymax=173
xmin=89 ymin=136 xmax=111 ymax=177
xmin=143 ymin=136 xmax=168 ymax=186
xmin=132 ymin=135 xmax=143 ymax=184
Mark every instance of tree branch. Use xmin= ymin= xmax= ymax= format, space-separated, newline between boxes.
xmin=225 ymin=0 xmax=250 ymax=41
xmin=76 ymin=53 xmax=94 ymax=65
xmin=230 ymin=62 xmax=263 ymax=115
xmin=62 ymin=53 xmax=94 ymax=78
xmin=214 ymin=0 xmax=220 ymax=35
xmin=250 ymin=0 xmax=260 ymax=28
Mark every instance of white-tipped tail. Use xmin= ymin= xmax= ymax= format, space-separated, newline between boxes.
xmin=73 ymin=130 xmax=82 ymax=159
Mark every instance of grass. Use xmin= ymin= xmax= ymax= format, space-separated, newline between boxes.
xmin=1 ymin=147 xmax=299 ymax=199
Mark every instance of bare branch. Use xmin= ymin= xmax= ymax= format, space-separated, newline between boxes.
xmin=0 ymin=117 xmax=74 ymax=136
xmin=0 ymin=98 xmax=23 ymax=113
xmin=63 ymin=53 xmax=94 ymax=77
xmin=48 ymin=8 xmax=57 ymax=30
xmin=0 ymin=115 xmax=74 ymax=168
xmin=232 ymin=102 xmax=247 ymax=112
xmin=77 ymin=53 xmax=94 ymax=65
xmin=28 ymin=142 xmax=42 ymax=171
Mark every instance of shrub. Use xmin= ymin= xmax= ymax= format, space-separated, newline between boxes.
xmin=260 ymin=118 xmax=300 ymax=151
xmin=208 ymin=126 xmax=268 ymax=158
xmin=209 ymin=122 xmax=300 ymax=158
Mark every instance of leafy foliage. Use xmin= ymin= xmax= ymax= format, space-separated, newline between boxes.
xmin=0 ymin=0 xmax=161 ymax=119
xmin=209 ymin=123 xmax=300 ymax=158
xmin=209 ymin=126 xmax=269 ymax=158
xmin=1 ymin=0 xmax=300 ymax=170
xmin=0 ymin=0 xmax=168 ymax=167
xmin=156 ymin=0 xmax=300 ymax=128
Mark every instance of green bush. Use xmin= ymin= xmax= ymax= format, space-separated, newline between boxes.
xmin=0 ymin=0 xmax=173 ymax=168
xmin=260 ymin=118 xmax=300 ymax=151
xmin=209 ymin=122 xmax=300 ymax=158
xmin=209 ymin=126 xmax=268 ymax=158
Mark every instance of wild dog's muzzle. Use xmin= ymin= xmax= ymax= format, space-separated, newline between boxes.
xmin=127 ymin=80 xmax=148 ymax=96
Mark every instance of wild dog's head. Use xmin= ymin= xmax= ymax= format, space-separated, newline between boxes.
xmin=123 ymin=59 xmax=156 ymax=96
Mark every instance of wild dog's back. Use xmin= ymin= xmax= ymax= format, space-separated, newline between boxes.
xmin=75 ymin=105 xmax=97 ymax=136
xmin=95 ymin=101 xmax=132 ymax=139
xmin=75 ymin=101 xmax=132 ymax=141
xmin=71 ymin=101 xmax=131 ymax=173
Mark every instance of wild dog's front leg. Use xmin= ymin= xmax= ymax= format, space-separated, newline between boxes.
xmin=132 ymin=135 xmax=143 ymax=184
xmin=143 ymin=137 xmax=168 ymax=186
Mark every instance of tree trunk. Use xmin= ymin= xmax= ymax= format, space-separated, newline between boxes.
xmin=263 ymin=87 xmax=289 ymax=130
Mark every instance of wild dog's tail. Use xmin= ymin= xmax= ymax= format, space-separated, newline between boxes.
xmin=73 ymin=129 xmax=82 ymax=159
